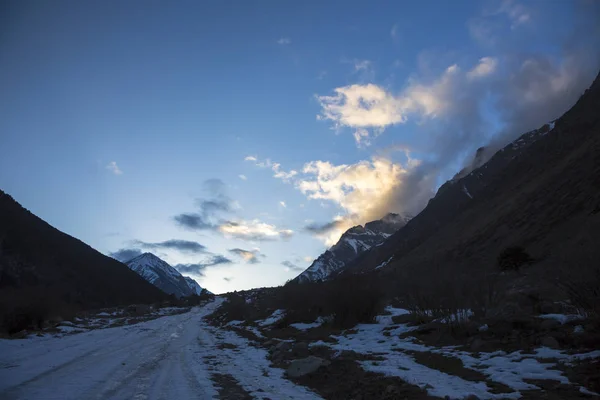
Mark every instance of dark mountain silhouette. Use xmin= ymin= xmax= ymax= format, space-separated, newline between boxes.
xmin=0 ymin=190 xmax=168 ymax=313
xmin=336 ymin=70 xmax=600 ymax=284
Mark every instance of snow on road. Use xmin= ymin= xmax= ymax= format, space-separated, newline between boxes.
xmin=0 ymin=299 xmax=321 ymax=400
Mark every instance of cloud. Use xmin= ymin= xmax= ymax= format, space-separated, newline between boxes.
xmin=245 ymin=156 xmax=298 ymax=182
xmin=106 ymin=161 xmax=123 ymax=175
xmin=174 ymin=213 xmax=216 ymax=230
xmin=109 ymin=248 xmax=142 ymax=262
xmin=297 ymin=155 xmax=431 ymax=244
xmin=467 ymin=57 xmax=498 ymax=80
xmin=239 ymin=174 xmax=247 ymax=180
xmin=279 ymin=201 xmax=286 ymax=208
xmin=353 ymin=59 xmax=372 ymax=72
xmin=277 ymin=37 xmax=291 ymax=45
xmin=304 ymin=218 xmax=348 ymax=235
xmin=173 ymin=178 xmax=234 ymax=231
xmin=282 ymin=260 xmax=304 ymax=272
xmin=498 ymin=0 xmax=530 ymax=29
xmin=316 ymin=64 xmax=460 ymax=146
xmin=223 ymin=277 xmax=233 ymax=282
xmin=390 ymin=24 xmax=399 ymax=39
xmin=219 ymin=219 xmax=293 ymax=241
xmin=468 ymin=0 xmax=531 ymax=46
xmin=229 ymin=248 xmax=264 ymax=264
xmin=173 ymin=255 xmax=233 ymax=276
xmin=135 ymin=239 xmax=207 ymax=254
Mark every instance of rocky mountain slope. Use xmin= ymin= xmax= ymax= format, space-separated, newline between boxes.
xmin=294 ymin=213 xmax=411 ymax=282
xmin=184 ymin=276 xmax=205 ymax=295
xmin=125 ymin=253 xmax=200 ymax=298
xmin=338 ymin=70 xmax=600 ymax=285
xmin=0 ymin=190 xmax=167 ymax=311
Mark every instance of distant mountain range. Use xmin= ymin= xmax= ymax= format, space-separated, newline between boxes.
xmin=294 ymin=213 xmax=411 ymax=282
xmin=124 ymin=253 xmax=206 ymax=298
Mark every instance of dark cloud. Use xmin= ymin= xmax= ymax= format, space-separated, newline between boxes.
xmin=198 ymin=199 xmax=231 ymax=214
xmin=282 ymin=260 xmax=304 ymax=272
xmin=304 ymin=220 xmax=347 ymax=235
xmin=173 ymin=254 xmax=233 ymax=276
xmin=228 ymin=248 xmax=264 ymax=264
xmin=173 ymin=213 xmax=217 ymax=230
xmin=223 ymin=277 xmax=233 ymax=282
xmin=174 ymin=179 xmax=233 ymax=231
xmin=109 ymin=248 xmax=142 ymax=263
xmin=136 ymin=239 xmax=207 ymax=253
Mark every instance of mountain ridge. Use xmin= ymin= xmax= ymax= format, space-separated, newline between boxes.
xmin=294 ymin=213 xmax=411 ymax=283
xmin=125 ymin=252 xmax=201 ymax=298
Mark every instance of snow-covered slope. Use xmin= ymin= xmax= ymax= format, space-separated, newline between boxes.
xmin=125 ymin=253 xmax=194 ymax=298
xmin=295 ymin=213 xmax=411 ymax=283
xmin=184 ymin=276 xmax=204 ymax=296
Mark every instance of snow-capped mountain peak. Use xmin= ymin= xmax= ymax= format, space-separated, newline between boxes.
xmin=125 ymin=252 xmax=200 ymax=298
xmin=184 ymin=276 xmax=204 ymax=296
xmin=294 ymin=213 xmax=411 ymax=283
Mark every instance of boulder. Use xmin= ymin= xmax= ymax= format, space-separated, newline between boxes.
xmin=540 ymin=318 xmax=561 ymax=331
xmin=470 ymin=337 xmax=485 ymax=352
xmin=293 ymin=342 xmax=309 ymax=356
xmin=540 ymin=336 xmax=560 ymax=349
xmin=286 ymin=356 xmax=330 ymax=377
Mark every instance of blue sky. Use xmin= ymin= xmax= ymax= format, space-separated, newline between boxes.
xmin=1 ymin=0 xmax=599 ymax=293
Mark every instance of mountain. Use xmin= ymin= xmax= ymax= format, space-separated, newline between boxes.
xmin=294 ymin=213 xmax=411 ymax=283
xmin=184 ymin=276 xmax=204 ymax=296
xmin=337 ymin=70 xmax=600 ymax=283
xmin=0 ymin=190 xmax=167 ymax=312
xmin=125 ymin=253 xmax=196 ymax=298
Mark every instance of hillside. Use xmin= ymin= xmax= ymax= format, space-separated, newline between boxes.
xmin=338 ymin=71 xmax=600 ymax=294
xmin=0 ymin=190 xmax=168 ymax=330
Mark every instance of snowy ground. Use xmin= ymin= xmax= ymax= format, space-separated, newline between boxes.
xmin=0 ymin=298 xmax=321 ymax=400
xmin=306 ymin=307 xmax=600 ymax=399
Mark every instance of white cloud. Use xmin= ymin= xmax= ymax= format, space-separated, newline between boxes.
xmin=245 ymin=156 xmax=298 ymax=182
xmin=498 ymin=0 xmax=530 ymax=29
xmin=467 ymin=57 xmax=498 ymax=80
xmin=297 ymin=155 xmax=425 ymax=244
xmin=390 ymin=24 xmax=399 ymax=39
xmin=353 ymin=59 xmax=372 ymax=72
xmin=316 ymin=64 xmax=461 ymax=146
xmin=238 ymin=174 xmax=247 ymax=180
xmin=279 ymin=201 xmax=287 ymax=208
xmin=277 ymin=37 xmax=291 ymax=45
xmin=106 ymin=161 xmax=123 ymax=175
xmin=219 ymin=219 xmax=293 ymax=241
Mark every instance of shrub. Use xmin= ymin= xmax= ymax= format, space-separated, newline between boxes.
xmin=276 ymin=274 xmax=385 ymax=329
xmin=497 ymin=246 xmax=533 ymax=271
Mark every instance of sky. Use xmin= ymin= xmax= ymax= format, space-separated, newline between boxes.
xmin=1 ymin=0 xmax=599 ymax=294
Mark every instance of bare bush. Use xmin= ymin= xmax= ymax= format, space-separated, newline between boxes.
xmin=497 ymin=246 xmax=533 ymax=271
xmin=276 ymin=274 xmax=385 ymax=329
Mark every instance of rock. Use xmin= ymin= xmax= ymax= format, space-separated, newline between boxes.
xmin=385 ymin=385 xmax=399 ymax=394
xmin=470 ymin=337 xmax=484 ymax=352
xmin=294 ymin=342 xmax=309 ymax=355
xmin=574 ymin=325 xmax=584 ymax=334
xmin=539 ymin=302 xmax=563 ymax=314
xmin=416 ymin=322 xmax=440 ymax=335
xmin=286 ymin=356 xmax=330 ymax=377
xmin=540 ymin=318 xmax=561 ymax=331
xmin=541 ymin=336 xmax=560 ymax=349
xmin=478 ymin=324 xmax=489 ymax=332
